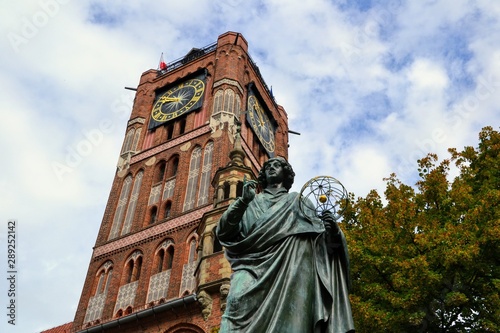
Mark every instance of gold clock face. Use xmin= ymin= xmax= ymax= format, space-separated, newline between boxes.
xmin=247 ymin=95 xmax=275 ymax=154
xmin=151 ymin=78 xmax=205 ymax=122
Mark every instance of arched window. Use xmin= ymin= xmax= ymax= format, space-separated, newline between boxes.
xmin=197 ymin=142 xmax=213 ymax=206
xmin=125 ymin=259 xmax=134 ymax=284
xmin=180 ymin=236 xmax=198 ymax=296
xmin=166 ymin=246 xmax=174 ymax=269
xmin=166 ymin=123 xmax=174 ymax=140
xmin=114 ymin=251 xmax=142 ymax=316
xmin=223 ymin=89 xmax=235 ymax=114
xmin=164 ymin=201 xmax=172 ymax=219
xmin=212 ymin=88 xmax=241 ymax=117
xmin=147 ymin=240 xmax=174 ymax=303
xmin=84 ymin=261 xmax=113 ymax=323
xmin=162 ymin=156 xmax=178 ymax=201
xmin=188 ymin=238 xmax=197 ymax=263
xmin=149 ymin=162 xmax=166 ymax=206
xmin=122 ymin=251 xmax=143 ymax=285
xmin=179 ymin=118 xmax=186 ymax=135
xmin=131 ymin=128 xmax=142 ymax=152
xmin=212 ymin=90 xmax=223 ymax=115
xmin=121 ymin=128 xmax=135 ymax=154
xmin=149 ymin=206 xmax=158 ymax=224
xmin=121 ymin=170 xmax=143 ymax=235
xmin=109 ymin=175 xmax=132 ymax=240
xmin=183 ymin=146 xmax=202 ymax=211
xmin=155 ymin=161 xmax=166 ymax=184
xmin=156 ymin=249 xmax=165 ymax=273
xmin=153 ymin=240 xmax=174 ymax=273
xmin=170 ymin=156 xmax=179 ymax=177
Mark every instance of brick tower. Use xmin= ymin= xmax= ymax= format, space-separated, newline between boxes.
xmin=71 ymin=31 xmax=289 ymax=333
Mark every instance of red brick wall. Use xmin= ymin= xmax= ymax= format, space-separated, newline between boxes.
xmin=72 ymin=31 xmax=289 ymax=333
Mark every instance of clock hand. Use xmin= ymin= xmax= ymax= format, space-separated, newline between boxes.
xmin=160 ymin=96 xmax=181 ymax=103
xmin=256 ymin=107 xmax=265 ymax=126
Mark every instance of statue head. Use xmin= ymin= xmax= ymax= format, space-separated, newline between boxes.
xmin=258 ymin=156 xmax=295 ymax=191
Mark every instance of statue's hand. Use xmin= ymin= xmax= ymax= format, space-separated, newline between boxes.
xmin=241 ymin=180 xmax=257 ymax=204
xmin=321 ymin=211 xmax=339 ymax=234
xmin=321 ymin=211 xmax=341 ymax=254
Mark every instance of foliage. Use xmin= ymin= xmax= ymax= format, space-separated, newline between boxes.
xmin=343 ymin=127 xmax=500 ymax=332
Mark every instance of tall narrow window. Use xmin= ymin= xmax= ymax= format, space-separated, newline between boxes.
xmin=164 ymin=201 xmax=172 ymax=219
xmin=197 ymin=142 xmax=213 ymax=206
xmin=156 ymin=249 xmax=165 ymax=273
xmin=179 ymin=118 xmax=186 ymax=135
xmin=212 ymin=90 xmax=223 ymax=115
xmin=121 ymin=128 xmax=135 ymax=154
xmin=109 ymin=175 xmax=132 ymax=240
xmin=121 ymin=170 xmax=143 ymax=235
xmin=188 ymin=238 xmax=197 ymax=263
xmin=166 ymin=246 xmax=174 ymax=269
xmin=183 ymin=146 xmax=202 ymax=211
xmin=166 ymin=123 xmax=174 ymax=140
xmin=224 ymin=89 xmax=235 ymax=113
xmin=170 ymin=157 xmax=179 ymax=177
xmin=131 ymin=128 xmax=142 ymax=152
xmin=180 ymin=237 xmax=198 ymax=296
xmin=125 ymin=260 xmax=134 ymax=284
xmin=149 ymin=206 xmax=158 ymax=224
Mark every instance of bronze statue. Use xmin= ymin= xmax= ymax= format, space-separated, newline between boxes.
xmin=216 ymin=157 xmax=355 ymax=333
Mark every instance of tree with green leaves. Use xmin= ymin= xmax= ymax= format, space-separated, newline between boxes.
xmin=343 ymin=126 xmax=500 ymax=332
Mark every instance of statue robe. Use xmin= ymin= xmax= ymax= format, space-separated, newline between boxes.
xmin=216 ymin=188 xmax=355 ymax=333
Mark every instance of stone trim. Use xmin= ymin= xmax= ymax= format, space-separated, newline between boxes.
xmin=213 ymin=78 xmax=244 ymax=94
xmin=127 ymin=117 xmax=146 ymax=126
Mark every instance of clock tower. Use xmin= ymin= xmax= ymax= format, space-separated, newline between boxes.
xmin=70 ymin=31 xmax=289 ymax=333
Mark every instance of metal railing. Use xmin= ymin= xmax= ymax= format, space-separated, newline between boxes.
xmin=157 ymin=39 xmax=276 ymax=106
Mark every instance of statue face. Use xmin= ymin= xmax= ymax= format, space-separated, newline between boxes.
xmin=264 ymin=159 xmax=284 ymax=185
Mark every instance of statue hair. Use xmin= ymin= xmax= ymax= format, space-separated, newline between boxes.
xmin=257 ymin=156 xmax=295 ymax=191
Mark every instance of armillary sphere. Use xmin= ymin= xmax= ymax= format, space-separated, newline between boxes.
xmin=299 ymin=176 xmax=348 ymax=221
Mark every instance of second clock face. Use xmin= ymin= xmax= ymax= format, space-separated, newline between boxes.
xmin=247 ymin=95 xmax=275 ymax=155
xmin=151 ymin=78 xmax=205 ymax=123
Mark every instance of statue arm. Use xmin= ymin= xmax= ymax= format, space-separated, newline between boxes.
xmin=216 ymin=198 xmax=248 ymax=241
xmin=217 ymin=180 xmax=257 ymax=241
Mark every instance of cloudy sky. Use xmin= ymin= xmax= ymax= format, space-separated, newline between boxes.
xmin=0 ymin=0 xmax=499 ymax=331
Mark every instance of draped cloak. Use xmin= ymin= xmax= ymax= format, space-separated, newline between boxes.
xmin=216 ymin=188 xmax=355 ymax=333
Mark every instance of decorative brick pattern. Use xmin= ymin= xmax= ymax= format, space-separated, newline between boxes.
xmin=180 ymin=261 xmax=197 ymax=295
xmin=114 ymin=281 xmax=138 ymax=313
xmin=162 ymin=178 xmax=175 ymax=200
xmin=147 ymin=270 xmax=171 ymax=303
xmin=84 ymin=293 xmax=106 ymax=323
xmin=148 ymin=183 xmax=162 ymax=206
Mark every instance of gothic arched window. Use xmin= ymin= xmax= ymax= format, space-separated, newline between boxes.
xmin=197 ymin=142 xmax=214 ymax=206
xmin=183 ymin=146 xmax=202 ymax=211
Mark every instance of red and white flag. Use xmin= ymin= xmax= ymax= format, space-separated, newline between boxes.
xmin=158 ymin=53 xmax=167 ymax=70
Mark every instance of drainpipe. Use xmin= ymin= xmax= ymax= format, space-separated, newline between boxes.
xmin=76 ymin=294 xmax=197 ymax=333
